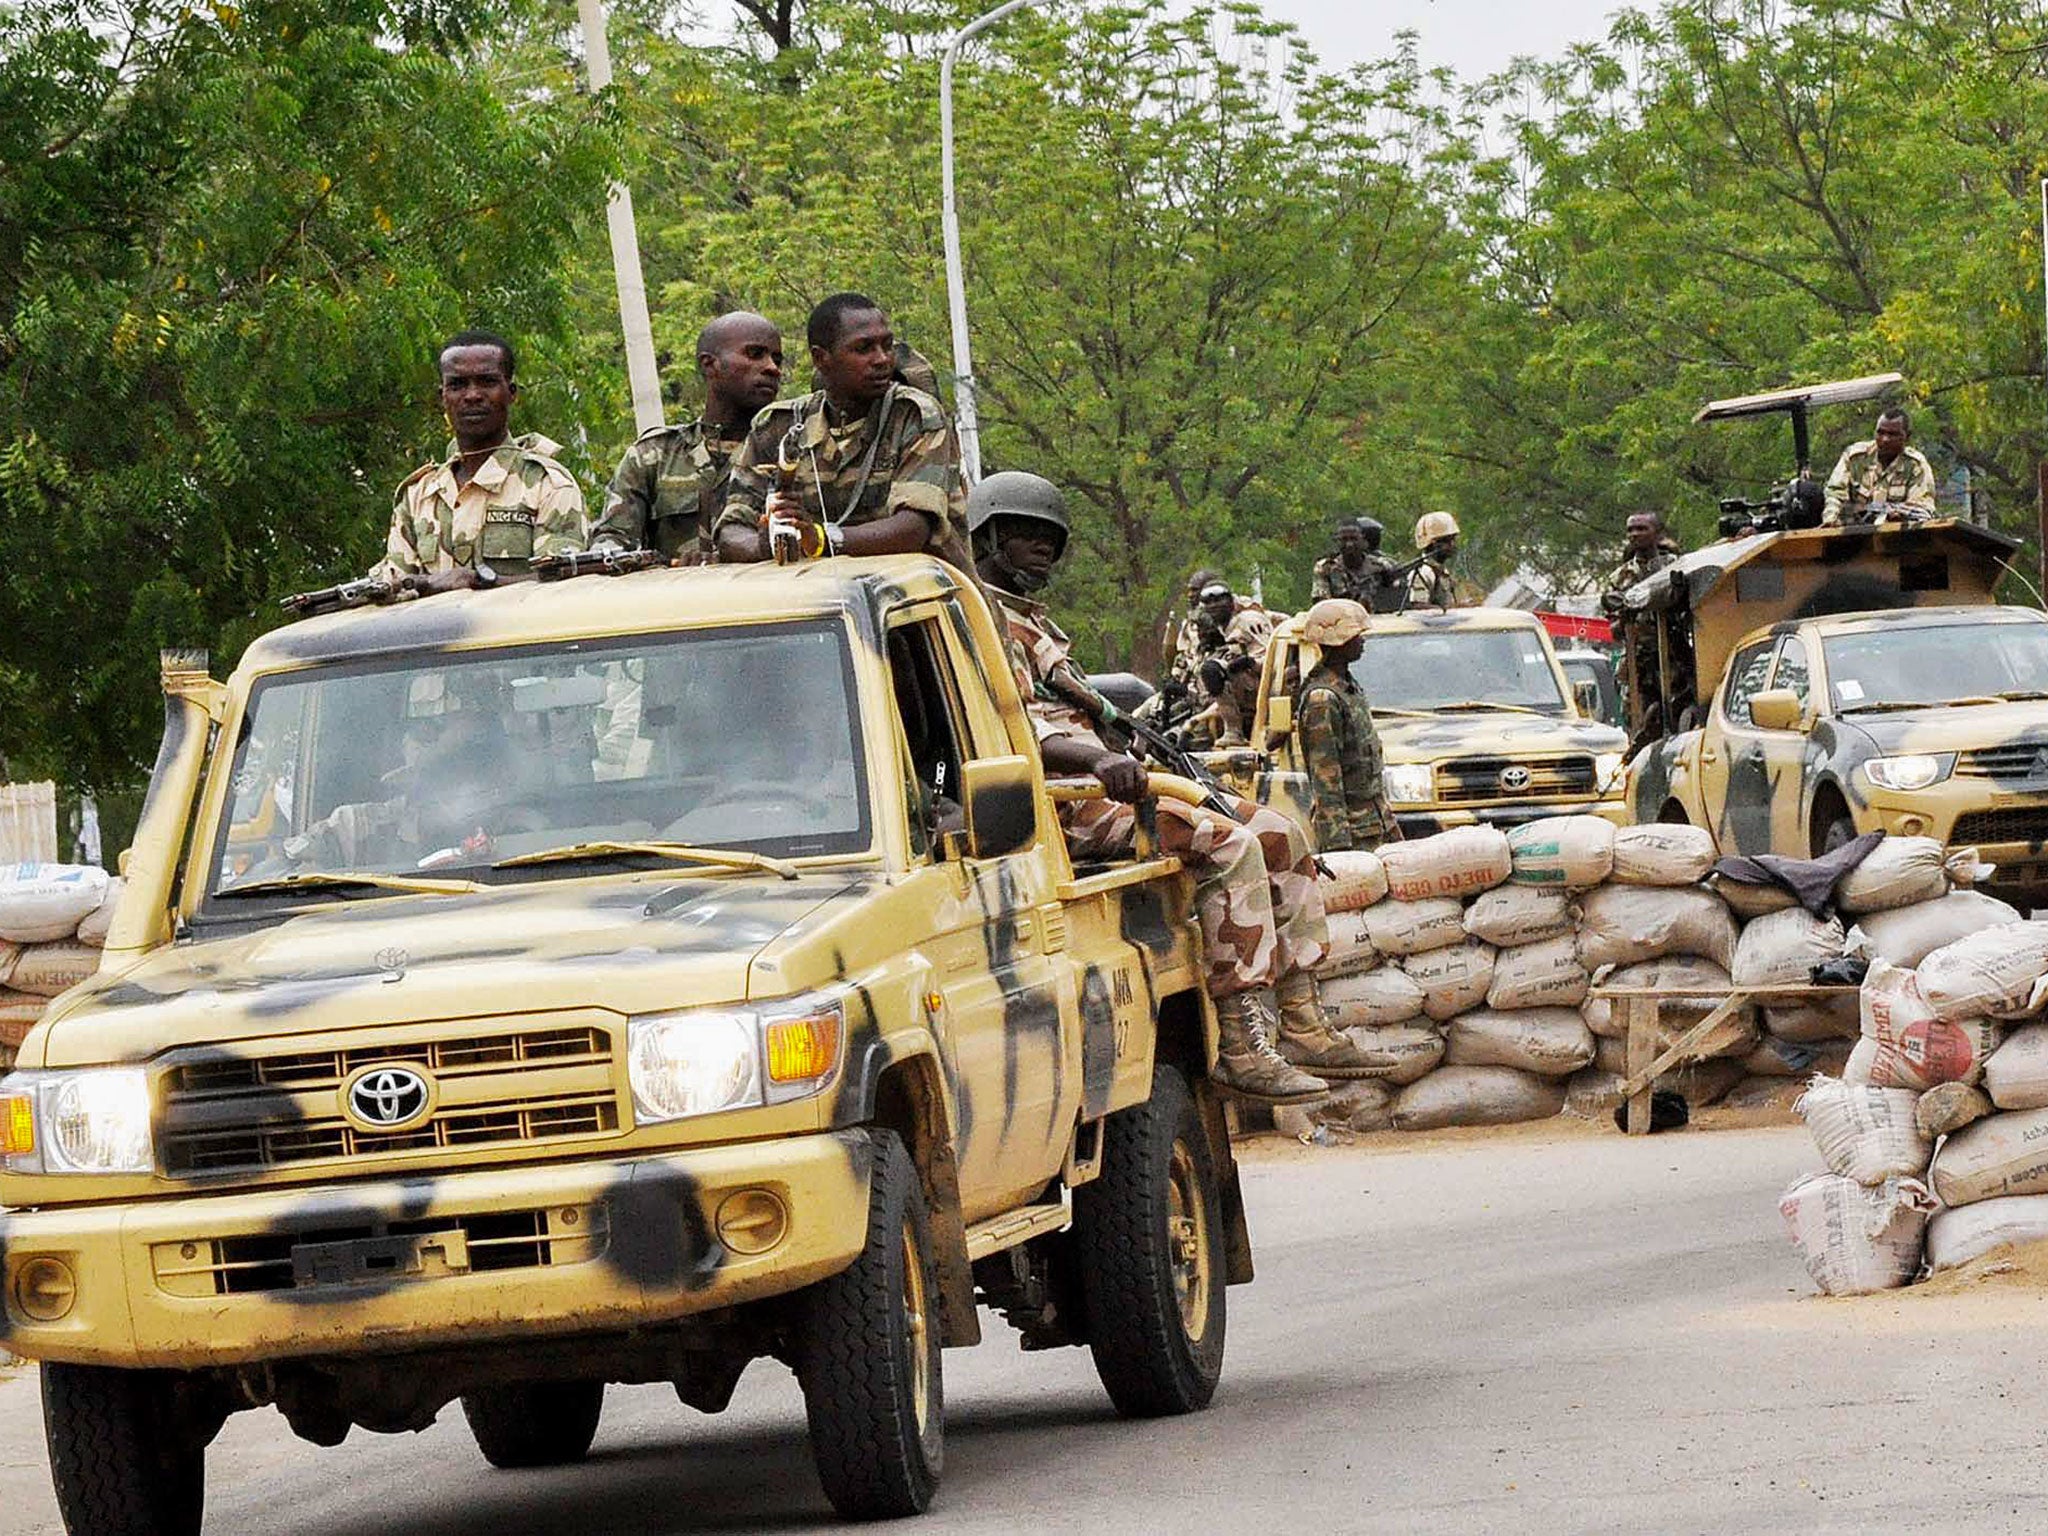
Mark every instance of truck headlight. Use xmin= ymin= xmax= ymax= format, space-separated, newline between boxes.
xmin=627 ymin=999 xmax=845 ymax=1126
xmin=1383 ymin=764 xmax=1435 ymax=805
xmin=1862 ymin=753 xmax=1955 ymax=792
xmin=1594 ymin=752 xmax=1626 ymax=794
xmin=0 ymin=1068 xmax=155 ymax=1175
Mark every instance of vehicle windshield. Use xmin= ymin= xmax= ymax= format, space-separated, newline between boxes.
xmin=1822 ymin=622 xmax=2048 ymax=713
xmin=1351 ymin=629 xmax=1567 ymax=714
xmin=206 ymin=618 xmax=868 ymax=906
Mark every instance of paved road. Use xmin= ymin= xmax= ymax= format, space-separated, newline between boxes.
xmin=5 ymin=1121 xmax=2044 ymax=1534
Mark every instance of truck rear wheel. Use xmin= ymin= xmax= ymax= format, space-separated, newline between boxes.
xmin=1074 ymin=1065 xmax=1226 ymax=1418
xmin=42 ymin=1363 xmax=205 ymax=1536
xmin=460 ymin=1381 xmax=604 ymax=1469
xmin=798 ymin=1127 xmax=943 ymax=1519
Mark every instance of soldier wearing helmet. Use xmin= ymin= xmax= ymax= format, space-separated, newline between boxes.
xmin=1295 ymin=599 xmax=1400 ymax=850
xmin=970 ymin=472 xmax=1372 ymax=1102
xmin=1312 ymin=518 xmax=1397 ymax=605
xmin=1407 ymin=512 xmax=1460 ymax=611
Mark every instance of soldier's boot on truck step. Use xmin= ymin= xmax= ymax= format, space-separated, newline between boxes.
xmin=1273 ymin=972 xmax=1378 ymax=1079
xmin=1214 ymin=991 xmax=1328 ymax=1104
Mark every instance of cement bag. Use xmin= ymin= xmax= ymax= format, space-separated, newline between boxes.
xmin=1341 ymin=1023 xmax=1444 ymax=1085
xmin=1709 ymin=873 xmax=1799 ymax=920
xmin=1320 ymin=968 xmax=1426 ymax=1028
xmin=1361 ymin=896 xmax=1466 ymax=958
xmin=1916 ymin=1082 xmax=1994 ymax=1140
xmin=1485 ymin=937 xmax=1589 ymax=1010
xmin=1318 ymin=911 xmax=1379 ymax=981
xmin=1391 ymin=1065 xmax=1566 ymax=1131
xmin=1400 ymin=939 xmax=1497 ymax=1022
xmin=1576 ymin=887 xmax=1736 ymax=971
xmin=1925 ymin=1194 xmax=2048 ymax=1273
xmin=1742 ymin=1034 xmax=1852 ymax=1079
xmin=0 ymin=940 xmax=16 ymax=987
xmin=73 ymin=876 xmax=124 ymax=947
xmin=1504 ymin=816 xmax=1614 ymax=890
xmin=1378 ymin=826 xmax=1512 ymax=902
xmin=1317 ymin=850 xmax=1387 ymax=913
xmin=1609 ymin=823 xmax=1717 ymax=886
xmin=1984 ymin=1024 xmax=2048 ymax=1111
xmin=1795 ymin=1076 xmax=1929 ymax=1185
xmin=1582 ymin=956 xmax=1732 ymax=1037
xmin=0 ymin=863 xmax=111 ymax=944
xmin=1846 ymin=890 xmax=2020 ymax=970
xmin=1443 ymin=1008 xmax=1595 ymax=1077
xmin=1463 ymin=886 xmax=1573 ymax=949
xmin=1731 ymin=908 xmax=1844 ymax=988
xmin=1763 ymin=998 xmax=1859 ymax=1044
xmin=1723 ymin=1076 xmax=1805 ymax=1113
xmin=1929 ymin=1106 xmax=2048 ymax=1207
xmin=1592 ymin=1033 xmax=1628 ymax=1076
xmin=0 ymin=988 xmax=44 ymax=1047
xmin=1779 ymin=1173 xmax=1932 ymax=1296
xmin=8 ymin=942 xmax=100 ymax=998
xmin=1858 ymin=961 xmax=2001 ymax=1090
xmin=1564 ymin=1067 xmax=1627 ymax=1118
xmin=1917 ymin=922 xmax=2048 ymax=1022
xmin=1667 ymin=1057 xmax=1746 ymax=1107
xmin=1274 ymin=1080 xmax=1395 ymax=1139
xmin=1834 ymin=836 xmax=1959 ymax=916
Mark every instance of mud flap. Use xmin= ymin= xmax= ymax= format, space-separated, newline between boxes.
xmin=1194 ymin=1080 xmax=1255 ymax=1286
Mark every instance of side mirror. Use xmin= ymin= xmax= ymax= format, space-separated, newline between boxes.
xmin=1749 ymin=689 xmax=1802 ymax=732
xmin=1573 ymin=679 xmax=1601 ymax=719
xmin=961 ymin=755 xmax=1037 ymax=860
xmin=1266 ymin=695 xmax=1294 ymax=737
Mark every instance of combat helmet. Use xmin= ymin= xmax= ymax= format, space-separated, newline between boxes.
xmin=1302 ymin=598 xmax=1372 ymax=646
xmin=1414 ymin=511 xmax=1460 ymax=547
xmin=966 ymin=470 xmax=1070 ymax=558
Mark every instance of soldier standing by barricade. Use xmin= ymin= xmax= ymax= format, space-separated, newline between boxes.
xmin=1602 ymin=511 xmax=1684 ymax=746
xmin=1295 ymin=600 xmax=1401 ymax=851
xmin=588 ymin=311 xmax=785 ymax=563
xmin=969 ymin=470 xmax=1372 ymax=1100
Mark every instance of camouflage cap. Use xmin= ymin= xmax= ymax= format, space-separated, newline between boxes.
xmin=1302 ymin=598 xmax=1371 ymax=645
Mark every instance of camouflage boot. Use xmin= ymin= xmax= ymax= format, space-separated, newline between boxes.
xmin=1213 ymin=992 xmax=1328 ymax=1104
xmin=1273 ymin=972 xmax=1378 ymax=1080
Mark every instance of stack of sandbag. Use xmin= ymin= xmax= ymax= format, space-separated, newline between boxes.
xmin=1778 ymin=1076 xmax=1935 ymax=1295
xmin=0 ymin=863 xmax=119 ymax=1057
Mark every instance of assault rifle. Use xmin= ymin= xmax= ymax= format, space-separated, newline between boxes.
xmin=1037 ymin=671 xmax=1242 ymax=822
xmin=280 ymin=574 xmax=405 ymax=618
xmin=532 ymin=548 xmax=667 ymax=582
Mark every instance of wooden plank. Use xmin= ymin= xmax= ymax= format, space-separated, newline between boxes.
xmin=1590 ymin=984 xmax=1857 ymax=1000
xmin=1619 ymin=993 xmax=1749 ymax=1098
xmin=1624 ymin=995 xmax=1657 ymax=1136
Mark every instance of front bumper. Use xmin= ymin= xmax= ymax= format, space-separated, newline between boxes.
xmin=1397 ymin=797 xmax=1631 ymax=838
xmin=0 ymin=1130 xmax=873 ymax=1368
xmin=1859 ymin=787 xmax=2048 ymax=890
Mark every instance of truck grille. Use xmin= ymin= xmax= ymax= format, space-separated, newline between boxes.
xmin=1434 ymin=754 xmax=1597 ymax=805
xmin=1956 ymin=744 xmax=2048 ymax=782
xmin=1950 ymin=809 xmax=2048 ymax=851
xmin=159 ymin=1024 xmax=620 ymax=1177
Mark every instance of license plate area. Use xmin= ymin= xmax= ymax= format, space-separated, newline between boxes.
xmin=291 ymin=1229 xmax=471 ymax=1288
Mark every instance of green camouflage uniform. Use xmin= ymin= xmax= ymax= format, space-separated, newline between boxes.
xmin=378 ymin=432 xmax=586 ymax=582
xmin=713 ymin=385 xmax=973 ymax=571
xmin=992 ymin=586 xmax=1328 ymax=998
xmin=1823 ymin=440 xmax=1938 ymax=524
xmin=1296 ymin=657 xmax=1397 ymax=850
xmin=590 ymin=421 xmax=746 ymax=563
xmin=1311 ymin=552 xmax=1397 ymax=604
xmin=1604 ymin=540 xmax=1682 ymax=715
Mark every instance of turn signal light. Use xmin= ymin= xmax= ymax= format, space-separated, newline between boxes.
xmin=2 ymin=1094 xmax=33 ymax=1157
xmin=765 ymin=1012 xmax=841 ymax=1084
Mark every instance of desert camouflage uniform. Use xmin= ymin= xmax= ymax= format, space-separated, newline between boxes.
xmin=1823 ymin=440 xmax=1938 ymax=524
xmin=1170 ymin=601 xmax=1275 ymax=691
xmin=378 ymin=432 xmax=586 ymax=582
xmin=1311 ymin=553 xmax=1398 ymax=604
xmin=589 ymin=421 xmax=746 ymax=563
xmin=993 ymin=587 xmax=1328 ymax=997
xmin=1406 ymin=558 xmax=1455 ymax=611
xmin=714 ymin=385 xmax=974 ymax=571
xmin=1296 ymin=657 xmax=1398 ymax=850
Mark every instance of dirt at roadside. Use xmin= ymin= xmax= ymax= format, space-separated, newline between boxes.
xmin=1239 ymin=1100 xmax=1798 ymax=1162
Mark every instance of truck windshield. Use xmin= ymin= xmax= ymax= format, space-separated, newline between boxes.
xmin=207 ymin=618 xmax=869 ymax=901
xmin=1352 ymin=630 xmax=1567 ymax=714
xmin=1823 ymin=622 xmax=2048 ymax=713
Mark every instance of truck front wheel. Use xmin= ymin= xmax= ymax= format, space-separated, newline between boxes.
xmin=42 ymin=1363 xmax=205 ymax=1536
xmin=798 ymin=1127 xmax=944 ymax=1519
xmin=1074 ymin=1065 xmax=1227 ymax=1417
xmin=460 ymin=1381 xmax=604 ymax=1469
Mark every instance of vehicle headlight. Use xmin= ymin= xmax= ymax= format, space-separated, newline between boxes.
xmin=1594 ymin=752 xmax=1627 ymax=794
xmin=627 ymin=999 xmax=845 ymax=1126
xmin=1862 ymin=753 xmax=1956 ymax=793
xmin=1 ymin=1068 xmax=155 ymax=1175
xmin=1383 ymin=764 xmax=1435 ymax=805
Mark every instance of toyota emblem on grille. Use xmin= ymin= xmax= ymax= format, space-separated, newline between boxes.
xmin=346 ymin=1066 xmax=432 ymax=1131
xmin=1498 ymin=764 xmax=1533 ymax=793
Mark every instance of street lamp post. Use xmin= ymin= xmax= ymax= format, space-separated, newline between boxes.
xmin=579 ymin=0 xmax=664 ymax=434
xmin=941 ymin=0 xmax=1042 ymax=485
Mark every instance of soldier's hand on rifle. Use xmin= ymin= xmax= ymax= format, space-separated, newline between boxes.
xmin=1088 ymin=749 xmax=1148 ymax=805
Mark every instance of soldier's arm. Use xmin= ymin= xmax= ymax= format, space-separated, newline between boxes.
xmin=1905 ymin=452 xmax=1938 ymax=512
xmin=533 ymin=462 xmax=589 ymax=559
xmin=885 ymin=411 xmax=968 ymax=551
xmin=1310 ymin=564 xmax=1332 ymax=600
xmin=370 ymin=484 xmax=426 ymax=582
xmin=1822 ymin=448 xmax=1855 ymax=523
xmin=589 ymin=444 xmax=658 ymax=553
xmin=712 ymin=426 xmax=775 ymax=563
xmin=1294 ymin=687 xmax=1353 ymax=851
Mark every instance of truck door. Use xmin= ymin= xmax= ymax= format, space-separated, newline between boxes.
xmin=884 ymin=606 xmax=1070 ymax=1219
xmin=1704 ymin=636 xmax=1803 ymax=856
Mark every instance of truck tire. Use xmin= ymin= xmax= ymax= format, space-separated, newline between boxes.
xmin=42 ymin=1363 xmax=204 ymax=1536
xmin=797 ymin=1127 xmax=943 ymax=1519
xmin=460 ymin=1381 xmax=604 ymax=1469
xmin=1074 ymin=1065 xmax=1226 ymax=1418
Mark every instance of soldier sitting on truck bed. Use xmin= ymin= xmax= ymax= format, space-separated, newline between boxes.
xmin=712 ymin=293 xmax=976 ymax=573
xmin=969 ymin=469 xmax=1373 ymax=1103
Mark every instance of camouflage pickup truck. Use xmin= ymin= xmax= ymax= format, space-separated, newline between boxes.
xmin=0 ymin=557 xmax=1252 ymax=1530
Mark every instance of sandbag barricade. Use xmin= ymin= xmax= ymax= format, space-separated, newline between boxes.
xmin=0 ymin=863 xmax=117 ymax=1063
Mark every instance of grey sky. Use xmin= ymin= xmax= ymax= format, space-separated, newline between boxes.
xmin=1219 ymin=0 xmax=1628 ymax=82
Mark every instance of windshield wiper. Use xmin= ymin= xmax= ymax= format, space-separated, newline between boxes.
xmin=1836 ymin=698 xmax=1987 ymax=715
xmin=1434 ymin=700 xmax=1545 ymax=715
xmin=494 ymin=840 xmax=799 ymax=881
xmin=216 ymin=871 xmax=481 ymax=899
xmin=1368 ymin=707 xmax=1439 ymax=719
xmin=1994 ymin=690 xmax=2048 ymax=702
